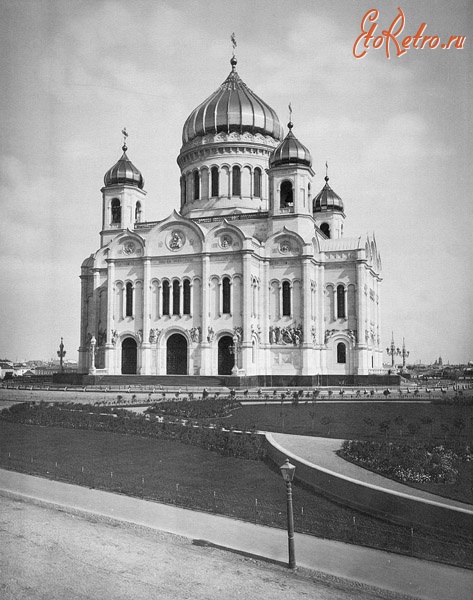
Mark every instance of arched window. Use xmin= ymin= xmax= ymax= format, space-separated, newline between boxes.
xmin=282 ymin=281 xmax=291 ymax=316
xmin=337 ymin=342 xmax=346 ymax=364
xmin=162 ymin=281 xmax=170 ymax=316
xmin=254 ymin=168 xmax=262 ymax=198
xmin=337 ymin=285 xmax=346 ymax=318
xmin=125 ymin=282 xmax=133 ymax=317
xmin=211 ymin=167 xmax=219 ymax=197
xmin=193 ymin=171 xmax=200 ymax=200
xmin=222 ymin=277 xmax=231 ymax=314
xmin=280 ymin=180 xmax=293 ymax=208
xmin=172 ymin=280 xmax=180 ymax=315
xmin=320 ymin=222 xmax=330 ymax=238
xmin=183 ymin=279 xmax=191 ymax=315
xmin=111 ymin=198 xmax=121 ymax=224
xmin=232 ymin=166 xmax=241 ymax=196
xmin=135 ymin=201 xmax=142 ymax=222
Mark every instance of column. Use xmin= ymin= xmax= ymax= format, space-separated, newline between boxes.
xmin=316 ymin=265 xmax=325 ymax=374
xmin=356 ymin=262 xmax=368 ymax=374
xmin=261 ymin=260 xmax=270 ymax=375
xmin=104 ymin=260 xmax=115 ymax=374
xmin=200 ymin=254 xmax=211 ymax=374
xmin=301 ymin=258 xmax=313 ymax=375
xmin=141 ymin=259 xmax=152 ymax=374
xmin=241 ymin=252 xmax=252 ymax=375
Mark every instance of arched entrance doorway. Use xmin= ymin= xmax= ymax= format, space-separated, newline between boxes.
xmin=167 ymin=333 xmax=187 ymax=375
xmin=218 ymin=336 xmax=234 ymax=375
xmin=121 ymin=338 xmax=137 ymax=374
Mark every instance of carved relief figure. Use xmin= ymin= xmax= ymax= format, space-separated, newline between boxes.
xmin=190 ymin=326 xmax=201 ymax=343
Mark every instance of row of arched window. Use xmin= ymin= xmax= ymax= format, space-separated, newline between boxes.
xmin=118 ymin=279 xmax=350 ymax=324
xmin=162 ymin=280 xmax=192 ymax=316
xmin=181 ymin=165 xmax=263 ymax=205
xmin=161 ymin=277 xmax=231 ymax=316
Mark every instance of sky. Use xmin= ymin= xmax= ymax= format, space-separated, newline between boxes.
xmin=0 ymin=0 xmax=472 ymax=365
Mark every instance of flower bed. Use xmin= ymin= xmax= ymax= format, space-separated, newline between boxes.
xmin=339 ymin=440 xmax=472 ymax=485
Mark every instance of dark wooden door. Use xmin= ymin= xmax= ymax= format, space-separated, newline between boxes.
xmin=121 ymin=338 xmax=137 ymax=374
xmin=218 ymin=336 xmax=234 ymax=375
xmin=167 ymin=334 xmax=187 ymax=375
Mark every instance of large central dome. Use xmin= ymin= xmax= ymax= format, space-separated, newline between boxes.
xmin=182 ymin=57 xmax=284 ymax=145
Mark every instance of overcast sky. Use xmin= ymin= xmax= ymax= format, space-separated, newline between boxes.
xmin=1 ymin=0 xmax=471 ymax=364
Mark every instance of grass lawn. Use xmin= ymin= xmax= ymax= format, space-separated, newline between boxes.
xmin=0 ymin=420 xmax=472 ymax=570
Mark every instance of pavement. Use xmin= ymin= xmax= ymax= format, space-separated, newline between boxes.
xmin=1 ymin=468 xmax=472 ymax=600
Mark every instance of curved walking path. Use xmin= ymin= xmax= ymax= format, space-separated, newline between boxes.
xmin=270 ymin=434 xmax=473 ymax=512
xmin=0 ymin=469 xmax=472 ymax=600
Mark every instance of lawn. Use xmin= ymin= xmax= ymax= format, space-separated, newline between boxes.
xmin=0 ymin=419 xmax=472 ymax=570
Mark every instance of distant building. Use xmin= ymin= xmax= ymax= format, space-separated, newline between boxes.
xmin=79 ymin=54 xmax=383 ymax=377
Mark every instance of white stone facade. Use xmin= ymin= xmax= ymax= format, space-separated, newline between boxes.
xmin=79 ymin=60 xmax=383 ymax=377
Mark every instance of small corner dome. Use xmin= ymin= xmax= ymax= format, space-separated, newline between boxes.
xmin=313 ymin=176 xmax=344 ymax=213
xmin=269 ymin=122 xmax=312 ymax=168
xmin=104 ymin=144 xmax=145 ymax=189
xmin=181 ymin=57 xmax=284 ymax=145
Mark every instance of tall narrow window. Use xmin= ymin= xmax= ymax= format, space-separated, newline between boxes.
xmin=183 ymin=279 xmax=191 ymax=315
xmin=337 ymin=342 xmax=346 ymax=364
xmin=280 ymin=180 xmax=293 ymax=208
xmin=254 ymin=168 xmax=262 ymax=198
xmin=282 ymin=281 xmax=291 ymax=316
xmin=135 ymin=201 xmax=142 ymax=222
xmin=111 ymin=198 xmax=121 ymax=224
xmin=222 ymin=277 xmax=231 ymax=314
xmin=125 ymin=282 xmax=133 ymax=317
xmin=232 ymin=166 xmax=241 ymax=196
xmin=193 ymin=171 xmax=200 ymax=200
xmin=337 ymin=285 xmax=346 ymax=318
xmin=162 ymin=281 xmax=170 ymax=316
xmin=211 ymin=167 xmax=219 ymax=197
xmin=181 ymin=177 xmax=187 ymax=207
xmin=172 ymin=280 xmax=180 ymax=315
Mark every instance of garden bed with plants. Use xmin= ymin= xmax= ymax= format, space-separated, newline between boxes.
xmin=339 ymin=440 xmax=473 ymax=504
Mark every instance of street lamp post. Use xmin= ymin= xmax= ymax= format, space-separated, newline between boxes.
xmin=280 ymin=458 xmax=296 ymax=569
xmin=386 ymin=332 xmax=401 ymax=368
xmin=57 ymin=337 xmax=66 ymax=372
xmin=400 ymin=338 xmax=410 ymax=369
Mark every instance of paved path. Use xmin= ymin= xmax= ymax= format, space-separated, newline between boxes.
xmin=1 ymin=469 xmax=472 ymax=600
xmin=270 ymin=434 xmax=473 ymax=511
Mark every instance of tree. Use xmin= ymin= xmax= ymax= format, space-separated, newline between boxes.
xmin=394 ymin=415 xmax=404 ymax=437
xmin=321 ymin=416 xmax=332 ymax=436
xmin=440 ymin=423 xmax=450 ymax=442
xmin=407 ymin=422 xmax=421 ymax=441
xmin=421 ymin=416 xmax=433 ymax=438
xmin=379 ymin=420 xmax=391 ymax=439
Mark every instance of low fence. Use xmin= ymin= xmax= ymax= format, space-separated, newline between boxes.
xmin=0 ymin=450 xmax=471 ymax=570
xmin=265 ymin=433 xmax=473 ymax=538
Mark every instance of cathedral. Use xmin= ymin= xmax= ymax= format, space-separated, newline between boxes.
xmin=78 ymin=55 xmax=383 ymax=379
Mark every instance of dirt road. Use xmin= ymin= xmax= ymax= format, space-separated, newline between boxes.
xmin=0 ymin=495 xmax=391 ymax=600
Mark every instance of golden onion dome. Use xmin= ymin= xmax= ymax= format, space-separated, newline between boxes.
xmin=313 ymin=176 xmax=344 ymax=212
xmin=269 ymin=122 xmax=312 ymax=168
xmin=104 ymin=144 xmax=144 ymax=189
xmin=182 ymin=57 xmax=284 ymax=145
